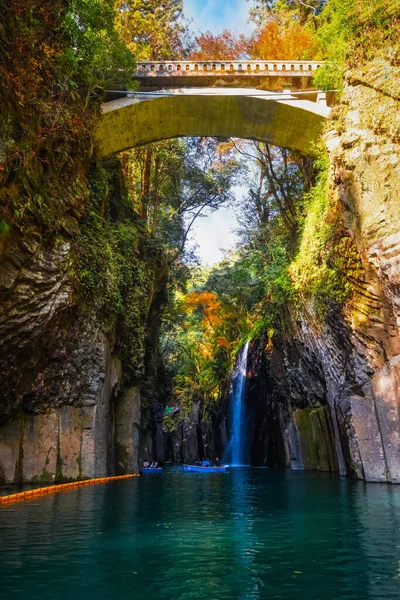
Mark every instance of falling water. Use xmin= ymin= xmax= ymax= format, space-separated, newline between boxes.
xmin=224 ymin=341 xmax=250 ymax=466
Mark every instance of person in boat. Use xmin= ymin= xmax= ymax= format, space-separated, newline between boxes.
xmin=201 ymin=460 xmax=210 ymax=467
xmin=215 ymin=457 xmax=221 ymax=467
xmin=150 ymin=461 xmax=158 ymax=468
xmin=143 ymin=460 xmax=150 ymax=469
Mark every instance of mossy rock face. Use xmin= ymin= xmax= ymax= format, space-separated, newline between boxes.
xmin=72 ymin=162 xmax=166 ymax=384
xmin=294 ymin=406 xmax=338 ymax=472
xmin=115 ymin=442 xmax=130 ymax=473
xmin=38 ymin=468 xmax=55 ymax=483
xmin=115 ymin=387 xmax=141 ymax=474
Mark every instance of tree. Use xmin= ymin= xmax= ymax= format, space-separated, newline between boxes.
xmin=227 ymin=140 xmax=314 ymax=238
xmin=0 ymin=0 xmax=135 ymax=225
xmin=250 ymin=19 xmax=319 ymax=60
xmin=122 ymin=138 xmax=241 ymax=264
xmin=115 ymin=0 xmax=190 ymax=60
xmin=66 ymin=0 xmax=136 ymax=92
xmin=250 ymin=0 xmax=327 ymax=26
xmin=189 ymin=30 xmax=250 ymax=60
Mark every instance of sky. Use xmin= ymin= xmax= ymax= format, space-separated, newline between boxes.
xmin=184 ymin=0 xmax=256 ymax=35
xmin=187 ymin=184 xmax=248 ymax=265
xmin=183 ymin=1 xmax=255 ymax=265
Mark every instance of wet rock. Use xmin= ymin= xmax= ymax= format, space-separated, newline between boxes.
xmin=115 ymin=387 xmax=141 ymax=475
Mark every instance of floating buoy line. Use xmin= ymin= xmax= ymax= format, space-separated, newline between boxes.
xmin=0 ymin=473 xmax=140 ymax=505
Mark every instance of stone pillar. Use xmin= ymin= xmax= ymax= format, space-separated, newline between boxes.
xmin=115 ymin=386 xmax=141 ymax=474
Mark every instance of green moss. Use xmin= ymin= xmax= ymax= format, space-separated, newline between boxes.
xmin=72 ymin=161 xmax=165 ymax=381
xmin=55 ymin=433 xmax=63 ymax=483
xmin=0 ymin=220 xmax=10 ymax=236
xmin=38 ymin=468 xmax=54 ymax=483
xmin=289 ymin=151 xmax=362 ymax=315
xmin=76 ymin=454 xmax=82 ymax=479
xmin=295 ymin=408 xmax=319 ymax=470
xmin=162 ymin=413 xmax=179 ymax=433
xmin=295 ymin=407 xmax=338 ymax=472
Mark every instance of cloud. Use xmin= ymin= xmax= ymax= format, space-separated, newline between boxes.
xmin=188 ymin=184 xmax=248 ymax=265
xmin=188 ymin=206 xmax=238 ymax=266
xmin=184 ymin=0 xmax=255 ymax=35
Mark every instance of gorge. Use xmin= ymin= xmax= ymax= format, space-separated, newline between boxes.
xmin=1 ymin=0 xmax=400 ymax=490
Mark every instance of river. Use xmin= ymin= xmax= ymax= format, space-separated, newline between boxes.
xmin=0 ymin=468 xmax=399 ymax=599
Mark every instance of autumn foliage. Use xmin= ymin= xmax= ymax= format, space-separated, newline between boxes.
xmin=250 ymin=20 xmax=319 ymax=60
xmin=184 ymin=291 xmax=222 ymax=328
xmin=189 ymin=16 xmax=320 ymax=62
xmin=189 ymin=30 xmax=249 ymax=60
xmin=0 ymin=0 xmax=134 ymax=225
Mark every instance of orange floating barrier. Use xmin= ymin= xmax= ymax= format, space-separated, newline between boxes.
xmin=0 ymin=473 xmax=140 ymax=505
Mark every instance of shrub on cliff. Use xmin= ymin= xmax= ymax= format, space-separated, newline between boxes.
xmin=0 ymin=0 xmax=135 ymax=228
xmin=314 ymin=0 xmax=400 ymax=90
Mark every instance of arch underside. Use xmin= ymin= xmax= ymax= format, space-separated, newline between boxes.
xmin=96 ymin=94 xmax=328 ymax=157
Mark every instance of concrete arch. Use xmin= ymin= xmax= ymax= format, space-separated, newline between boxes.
xmin=95 ymin=89 xmax=330 ymax=157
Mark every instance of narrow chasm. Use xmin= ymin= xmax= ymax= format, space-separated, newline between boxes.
xmin=156 ymin=55 xmax=400 ymax=483
xmin=1 ymin=0 xmax=400 ymax=488
xmin=3 ymin=2 xmax=400 ymax=599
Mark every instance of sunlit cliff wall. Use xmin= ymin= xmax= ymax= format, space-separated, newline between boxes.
xmin=249 ymin=57 xmax=400 ymax=482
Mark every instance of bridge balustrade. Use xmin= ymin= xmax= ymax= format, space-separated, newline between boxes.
xmin=134 ymin=60 xmax=323 ymax=76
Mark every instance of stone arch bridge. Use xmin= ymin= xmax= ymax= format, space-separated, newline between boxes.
xmin=95 ymin=61 xmax=331 ymax=157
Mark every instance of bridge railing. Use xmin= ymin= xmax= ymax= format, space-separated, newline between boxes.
xmin=134 ymin=60 xmax=324 ymax=77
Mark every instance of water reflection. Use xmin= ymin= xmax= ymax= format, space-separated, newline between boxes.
xmin=353 ymin=483 xmax=400 ymax=595
xmin=0 ymin=470 xmax=400 ymax=599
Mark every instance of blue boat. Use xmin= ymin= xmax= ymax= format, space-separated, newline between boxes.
xmin=142 ymin=467 xmax=163 ymax=473
xmin=182 ymin=465 xmax=228 ymax=473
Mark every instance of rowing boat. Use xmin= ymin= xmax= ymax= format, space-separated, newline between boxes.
xmin=182 ymin=465 xmax=227 ymax=473
xmin=142 ymin=467 xmax=163 ymax=473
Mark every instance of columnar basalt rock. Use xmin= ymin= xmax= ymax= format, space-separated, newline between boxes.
xmin=254 ymin=59 xmax=400 ymax=483
xmin=1 ymin=54 xmax=400 ymax=484
xmin=0 ymin=233 xmax=124 ymax=484
xmin=115 ymin=386 xmax=141 ymax=475
xmin=0 ymin=209 xmax=164 ymax=483
xmin=163 ymin=399 xmax=224 ymax=464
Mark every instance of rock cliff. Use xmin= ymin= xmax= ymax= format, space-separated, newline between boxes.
xmin=0 ymin=164 xmax=168 ymax=484
xmin=247 ymin=58 xmax=400 ymax=483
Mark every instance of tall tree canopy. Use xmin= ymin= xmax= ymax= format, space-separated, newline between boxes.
xmin=250 ymin=19 xmax=319 ymax=59
xmin=115 ymin=0 xmax=190 ymax=59
xmin=189 ymin=30 xmax=249 ymax=60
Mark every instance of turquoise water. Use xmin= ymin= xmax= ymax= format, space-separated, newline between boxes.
xmin=1 ymin=468 xmax=400 ymax=599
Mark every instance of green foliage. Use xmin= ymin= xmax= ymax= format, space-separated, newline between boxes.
xmin=65 ymin=0 xmax=136 ymax=89
xmin=289 ymin=152 xmax=359 ymax=313
xmin=74 ymin=162 xmax=164 ymax=380
xmin=115 ymin=0 xmax=190 ymax=60
xmin=162 ymin=413 xmax=180 ymax=433
xmin=122 ymin=138 xmax=240 ymax=267
xmin=313 ymin=59 xmax=344 ymax=92
xmin=250 ymin=0 xmax=325 ymax=26
xmin=162 ymin=135 xmax=363 ymax=425
xmin=313 ymin=0 xmax=400 ymax=90
xmin=312 ymin=0 xmax=354 ymax=90
xmin=0 ymin=0 xmax=135 ymax=227
xmin=0 ymin=220 xmax=10 ymax=237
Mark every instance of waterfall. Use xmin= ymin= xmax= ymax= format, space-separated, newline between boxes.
xmin=224 ymin=341 xmax=250 ymax=466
